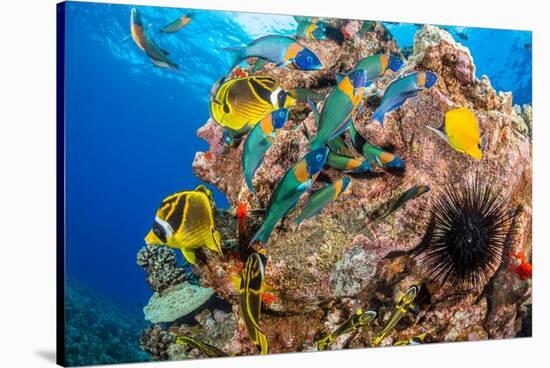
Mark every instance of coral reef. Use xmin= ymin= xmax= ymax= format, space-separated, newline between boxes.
xmin=139 ymin=21 xmax=532 ymax=359
xmin=136 ymin=245 xmax=187 ymax=293
xmin=65 ymin=278 xmax=149 ymax=366
xmin=143 ymin=282 xmax=214 ymax=323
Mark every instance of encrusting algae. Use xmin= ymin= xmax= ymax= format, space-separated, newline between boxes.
xmin=134 ymin=11 xmax=532 ymax=360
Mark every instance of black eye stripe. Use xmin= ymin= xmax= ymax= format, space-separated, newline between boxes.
xmin=152 ymin=221 xmax=167 ymax=243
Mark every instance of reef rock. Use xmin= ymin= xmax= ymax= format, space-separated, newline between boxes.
xmin=141 ymin=22 xmax=531 ymax=359
xmin=143 ymin=282 xmax=214 ymax=323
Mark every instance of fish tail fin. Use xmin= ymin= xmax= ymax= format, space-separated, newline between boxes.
xmin=370 ymin=108 xmax=385 ymax=126
xmin=250 ymin=219 xmax=277 ymax=247
xmin=244 ymin=176 xmax=255 ymax=194
xmin=224 ymin=47 xmax=245 ymax=71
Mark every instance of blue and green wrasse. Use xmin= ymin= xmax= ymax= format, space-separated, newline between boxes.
xmin=378 ymin=185 xmax=430 ymax=220
xmin=175 ymin=336 xmax=227 ymax=357
xmin=295 ymin=177 xmax=351 ymax=225
xmin=317 ymin=308 xmax=377 ymax=351
xmin=158 ymin=13 xmax=194 ymax=34
xmin=349 ymin=120 xmax=404 ymax=169
xmin=251 ymin=147 xmax=329 ymax=246
xmin=242 ymin=109 xmax=289 ymax=193
xmin=310 ymin=69 xmax=369 ymax=150
xmin=144 ymin=185 xmax=222 ymax=265
xmin=393 ymin=332 xmax=429 ymax=346
xmin=296 ymin=19 xmax=327 ymax=41
xmin=370 ymin=71 xmax=437 ymax=126
xmin=352 ymin=53 xmax=404 ymax=82
xmin=236 ymin=251 xmax=269 ymax=354
xmin=130 ymin=8 xmax=179 ymax=70
xmin=307 ymin=99 xmax=371 ymax=174
xmin=372 ymin=285 xmax=418 ymax=346
xmin=326 ymin=152 xmax=371 ymax=174
xmin=225 ymin=35 xmax=322 ymax=71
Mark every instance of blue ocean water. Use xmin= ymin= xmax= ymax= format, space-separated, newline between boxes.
xmin=62 ymin=1 xmax=532 ymax=365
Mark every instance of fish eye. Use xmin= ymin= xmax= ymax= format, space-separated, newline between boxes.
xmin=316 ymin=153 xmax=322 ymax=161
xmin=307 ymin=56 xmax=313 ymax=63
xmin=153 ymin=228 xmax=161 ymax=236
xmin=279 ymin=111 xmax=285 ymax=118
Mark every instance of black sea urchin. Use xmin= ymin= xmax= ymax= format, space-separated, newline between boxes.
xmin=414 ymin=176 xmax=512 ymax=289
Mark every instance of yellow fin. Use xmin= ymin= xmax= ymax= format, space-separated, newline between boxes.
xmin=231 ymin=274 xmax=242 ymax=291
xmin=181 ymin=248 xmax=196 ymax=264
xmin=445 ymin=107 xmax=483 ymax=160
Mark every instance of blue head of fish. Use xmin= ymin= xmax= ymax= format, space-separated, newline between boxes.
xmin=305 ymin=147 xmax=329 ymax=176
xmin=386 ymin=155 xmax=405 ymax=169
xmin=294 ymin=48 xmax=323 ymax=70
xmin=271 ymin=108 xmax=289 ymax=130
xmin=388 ymin=55 xmax=404 ymax=72
xmin=222 ymin=130 xmax=234 ymax=145
xmin=131 ymin=8 xmax=143 ymax=26
xmin=313 ymin=23 xmax=327 ymax=40
xmin=341 ymin=177 xmax=352 ymax=192
xmin=353 ymin=160 xmax=372 ymax=174
xmin=348 ymin=69 xmax=369 ymax=89
xmin=424 ymin=71 xmax=438 ymax=88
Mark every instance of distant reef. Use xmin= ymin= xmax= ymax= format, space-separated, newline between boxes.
xmin=65 ymin=278 xmax=150 ymax=366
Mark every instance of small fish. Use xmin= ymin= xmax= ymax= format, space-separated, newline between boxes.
xmin=326 ymin=151 xmax=372 ymax=174
xmin=378 ymin=185 xmax=430 ymax=220
xmin=317 ymin=309 xmax=377 ymax=351
xmin=427 ymin=107 xmax=484 ymax=160
xmin=393 ymin=332 xmax=428 ymax=346
xmin=210 ymin=76 xmax=296 ymax=145
xmin=250 ymin=58 xmax=267 ymax=73
xmin=296 ymin=20 xmax=327 ymax=41
xmin=175 ymin=336 xmax=227 ymax=357
xmin=509 ymin=251 xmax=532 ymax=280
xmin=349 ymin=121 xmax=404 ymax=169
xmin=144 ymin=185 xmax=222 ymax=264
xmin=130 ymin=8 xmax=179 ymax=70
xmin=237 ymin=202 xmax=248 ymax=246
xmin=225 ymin=35 xmax=322 ymax=71
xmin=310 ymin=69 xmax=369 ymax=150
xmin=236 ymin=251 xmax=269 ymax=354
xmin=287 ymin=88 xmax=326 ymax=103
xmin=371 ymin=71 xmax=437 ymax=126
xmin=158 ymin=13 xmax=194 ymax=34
xmin=242 ymin=108 xmax=289 ymax=193
xmin=401 ymin=46 xmax=414 ymax=59
xmin=295 ymin=177 xmax=351 ymax=225
xmin=353 ymin=53 xmax=404 ymax=82
xmin=293 ymin=16 xmax=321 ymax=24
xmin=358 ymin=21 xmax=377 ymax=35
xmin=372 ymin=285 xmax=418 ymax=346
xmin=455 ymin=31 xmax=469 ymax=41
xmin=251 ymin=147 xmax=329 ymax=246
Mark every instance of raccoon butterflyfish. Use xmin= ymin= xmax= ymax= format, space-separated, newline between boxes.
xmin=393 ymin=332 xmax=429 ymax=346
xmin=144 ymin=184 xmax=222 ymax=264
xmin=175 ymin=336 xmax=227 ymax=357
xmin=378 ymin=185 xmax=430 ymax=220
xmin=210 ymin=76 xmax=296 ymax=145
xmin=158 ymin=13 xmax=194 ymax=34
xmin=349 ymin=120 xmax=405 ymax=169
xmin=372 ymin=285 xmax=418 ymax=346
xmin=370 ymin=71 xmax=437 ymax=126
xmin=317 ymin=308 xmax=377 ymax=351
xmin=224 ymin=35 xmax=322 ymax=72
xmin=426 ymin=107 xmax=484 ymax=160
xmin=235 ymin=251 xmax=269 ymax=354
xmin=130 ymin=8 xmax=179 ymax=70
xmin=242 ymin=109 xmax=289 ymax=193
xmin=295 ymin=177 xmax=351 ymax=225
xmin=250 ymin=147 xmax=329 ymax=246
xmin=310 ymin=69 xmax=369 ymax=150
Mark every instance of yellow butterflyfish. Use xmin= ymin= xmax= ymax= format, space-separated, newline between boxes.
xmin=427 ymin=107 xmax=484 ymax=160
xmin=144 ymin=185 xmax=222 ymax=265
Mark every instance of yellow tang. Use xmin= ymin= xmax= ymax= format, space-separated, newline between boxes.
xmin=210 ymin=76 xmax=296 ymax=144
xmin=144 ymin=185 xmax=222 ymax=265
xmin=427 ymin=107 xmax=484 ymax=160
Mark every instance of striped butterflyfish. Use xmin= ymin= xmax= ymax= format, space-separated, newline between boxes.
xmin=236 ymin=251 xmax=269 ymax=354
xmin=175 ymin=336 xmax=227 ymax=357
xmin=372 ymin=285 xmax=418 ymax=346
xmin=317 ymin=308 xmax=377 ymax=351
xmin=144 ymin=185 xmax=222 ymax=265
xmin=210 ymin=76 xmax=296 ymax=145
